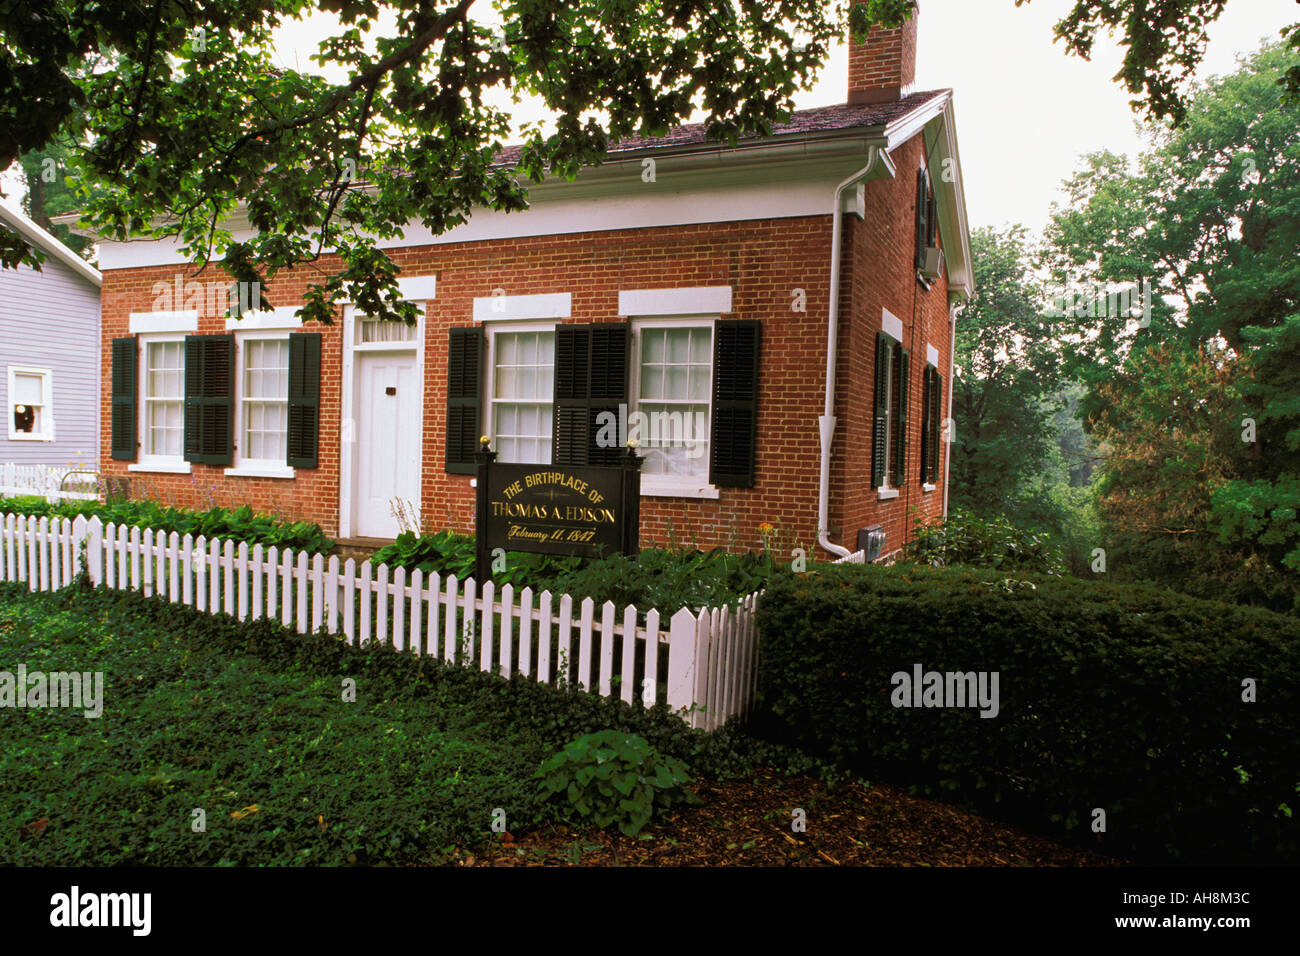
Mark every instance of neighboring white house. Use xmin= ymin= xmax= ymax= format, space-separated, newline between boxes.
xmin=0 ymin=201 xmax=101 ymax=472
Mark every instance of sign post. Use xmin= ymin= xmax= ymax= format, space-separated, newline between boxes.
xmin=475 ymin=438 xmax=642 ymax=584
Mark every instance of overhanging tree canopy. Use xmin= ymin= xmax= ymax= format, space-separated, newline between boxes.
xmin=0 ymin=0 xmax=917 ymax=323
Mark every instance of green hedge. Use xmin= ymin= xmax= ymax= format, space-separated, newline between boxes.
xmin=0 ymin=497 xmax=333 ymax=554
xmin=753 ymin=562 xmax=1300 ymax=863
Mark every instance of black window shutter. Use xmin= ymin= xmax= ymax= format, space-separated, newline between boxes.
xmin=892 ymin=346 xmax=910 ymax=487
xmin=915 ymin=168 xmax=929 ymax=269
xmin=587 ymin=324 xmax=628 ymax=467
xmin=871 ymin=331 xmax=891 ymax=488
xmin=552 ymin=323 xmax=629 ymax=467
xmin=553 ymin=324 xmax=591 ymax=467
xmin=183 ymin=335 xmax=234 ymax=465
xmin=926 ymin=187 xmax=939 ymax=249
xmin=929 ymin=370 xmax=943 ymax=484
xmin=183 ymin=336 xmax=204 ymax=462
xmin=110 ymin=336 xmax=137 ymax=461
xmin=710 ymin=320 xmax=761 ymax=487
xmin=445 ymin=326 xmax=484 ymax=474
xmin=919 ymin=365 xmax=932 ymax=486
xmin=287 ymin=332 xmax=321 ymax=469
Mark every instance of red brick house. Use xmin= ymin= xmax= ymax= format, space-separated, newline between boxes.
xmin=89 ymin=7 xmax=971 ymax=562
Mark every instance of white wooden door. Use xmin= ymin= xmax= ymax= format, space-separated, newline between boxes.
xmin=354 ymin=351 xmax=420 ymax=538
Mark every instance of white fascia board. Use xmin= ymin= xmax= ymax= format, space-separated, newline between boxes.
xmin=130 ymin=310 xmax=198 ymax=333
xmin=225 ymin=306 xmax=302 ymax=331
xmin=928 ymin=100 xmax=973 ymax=302
xmin=396 ymin=275 xmax=437 ymax=301
xmin=882 ymin=308 xmax=903 ymax=342
xmin=0 ymin=202 xmax=102 ymax=288
xmin=619 ymin=286 xmax=732 ymax=317
xmin=473 ymin=292 xmax=571 ymax=322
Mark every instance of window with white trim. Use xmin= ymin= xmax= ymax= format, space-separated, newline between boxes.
xmin=143 ymin=340 xmax=184 ymax=458
xmin=634 ymin=322 xmax=713 ymax=483
xmin=239 ymin=337 xmax=290 ymax=464
xmin=7 ymin=366 xmax=53 ymax=440
xmin=488 ymin=327 xmax=554 ymax=465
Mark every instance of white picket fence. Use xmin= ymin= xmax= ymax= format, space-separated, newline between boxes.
xmin=0 ymin=463 xmax=98 ymax=502
xmin=0 ymin=513 xmax=809 ymax=731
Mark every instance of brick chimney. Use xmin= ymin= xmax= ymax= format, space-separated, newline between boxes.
xmin=847 ymin=3 xmax=918 ymax=105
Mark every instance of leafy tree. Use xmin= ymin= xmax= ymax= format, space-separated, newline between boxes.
xmin=0 ymin=0 xmax=912 ymax=319
xmin=1016 ymin=0 xmax=1300 ymax=125
xmin=1043 ymin=39 xmax=1300 ymax=610
xmin=17 ymin=140 xmax=94 ymax=258
xmin=949 ymin=225 xmax=1061 ymax=521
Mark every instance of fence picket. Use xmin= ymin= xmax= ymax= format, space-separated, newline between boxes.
xmin=409 ymin=569 xmax=423 ymax=654
xmin=577 ymin=596 xmax=594 ymax=691
xmin=375 ymin=563 xmax=389 ymax=646
xmin=342 ymin=558 xmax=356 ymax=644
xmin=443 ymin=574 xmax=458 ymax=663
xmin=295 ymin=551 xmax=308 ymax=634
xmin=425 ymin=572 xmax=441 ymax=657
xmin=279 ymin=548 xmax=293 ymax=629
xmin=358 ymin=560 xmax=372 ymax=646
xmin=311 ymin=553 xmax=324 ymax=634
xmin=537 ymin=590 xmax=553 ymax=683
xmin=498 ymin=584 xmax=514 ymax=678
xmin=478 ymin=580 xmax=494 ymax=672
xmin=620 ymin=605 xmax=637 ymax=704
xmin=557 ymin=593 xmax=574 ymax=688
xmin=598 ymin=600 xmax=615 ymax=698
xmin=391 ymin=566 xmax=405 ymax=651
xmin=518 ymin=587 xmax=534 ymax=678
xmin=643 ymin=609 xmax=660 ymax=708
xmin=326 ymin=555 xmax=340 ymax=634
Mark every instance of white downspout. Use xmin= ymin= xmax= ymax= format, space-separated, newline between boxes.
xmin=943 ymin=300 xmax=959 ymax=518
xmin=818 ymin=146 xmax=887 ymax=560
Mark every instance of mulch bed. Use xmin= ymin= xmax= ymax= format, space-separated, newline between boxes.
xmin=456 ymin=769 xmax=1124 ymax=867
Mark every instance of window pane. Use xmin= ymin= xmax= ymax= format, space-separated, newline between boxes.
xmin=13 ymin=372 xmax=43 ymax=405
xmin=492 ymin=331 xmax=554 ymax=464
xmin=242 ymin=337 xmax=289 ymax=461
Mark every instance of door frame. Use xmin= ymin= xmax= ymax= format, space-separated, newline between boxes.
xmin=338 ymin=303 xmax=426 ymax=540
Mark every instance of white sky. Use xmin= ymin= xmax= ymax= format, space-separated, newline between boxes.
xmin=2 ymin=0 xmax=1293 ymax=236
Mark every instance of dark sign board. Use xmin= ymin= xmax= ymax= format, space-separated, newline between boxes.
xmin=474 ymin=446 xmax=641 ymax=582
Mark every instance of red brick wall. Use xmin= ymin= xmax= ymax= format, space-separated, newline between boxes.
xmin=834 ymin=134 xmax=951 ymax=555
xmin=99 ymin=155 xmax=951 ymax=560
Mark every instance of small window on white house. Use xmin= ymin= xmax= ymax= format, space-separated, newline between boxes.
xmin=491 ymin=329 xmax=554 ymax=464
xmin=635 ymin=324 xmax=712 ymax=481
xmin=241 ymin=338 xmax=290 ymax=463
xmin=8 ymin=367 xmax=53 ymax=440
xmin=144 ymin=342 xmax=185 ymax=457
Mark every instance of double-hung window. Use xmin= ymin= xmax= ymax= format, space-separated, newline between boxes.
xmin=142 ymin=338 xmax=186 ymax=463
xmin=632 ymin=321 xmax=713 ymax=491
xmin=489 ymin=328 xmax=554 ymax=465
xmin=7 ymin=366 xmax=54 ymax=441
xmin=238 ymin=337 xmax=290 ymax=468
xmin=872 ymin=312 xmax=910 ymax=497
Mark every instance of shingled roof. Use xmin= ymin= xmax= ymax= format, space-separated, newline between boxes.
xmin=492 ymin=89 xmax=950 ymax=167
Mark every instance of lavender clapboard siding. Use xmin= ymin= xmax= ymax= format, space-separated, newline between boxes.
xmin=0 ymin=249 xmax=101 ymax=469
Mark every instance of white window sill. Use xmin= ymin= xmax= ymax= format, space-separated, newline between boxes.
xmin=640 ymin=481 xmax=720 ymax=500
xmin=6 ymin=433 xmax=54 ymax=442
xmin=876 ymin=487 xmax=900 ymax=501
xmin=224 ymin=464 xmax=295 ymax=480
xmin=922 ymin=483 xmax=936 ymax=493
xmin=129 ymin=461 xmax=192 ymax=475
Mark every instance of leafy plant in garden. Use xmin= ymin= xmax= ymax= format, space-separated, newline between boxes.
xmin=902 ymin=508 xmax=1066 ymax=576
xmin=0 ymin=497 xmax=333 ymax=553
xmin=535 ymin=730 xmax=699 ymax=836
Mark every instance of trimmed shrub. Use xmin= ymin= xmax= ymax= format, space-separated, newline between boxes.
xmin=0 ymin=497 xmax=333 ymax=553
xmin=753 ymin=562 xmax=1300 ymax=863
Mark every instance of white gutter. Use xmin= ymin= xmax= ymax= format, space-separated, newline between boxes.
xmin=943 ymin=301 xmax=959 ymax=518
xmin=817 ymin=145 xmax=894 ymax=559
